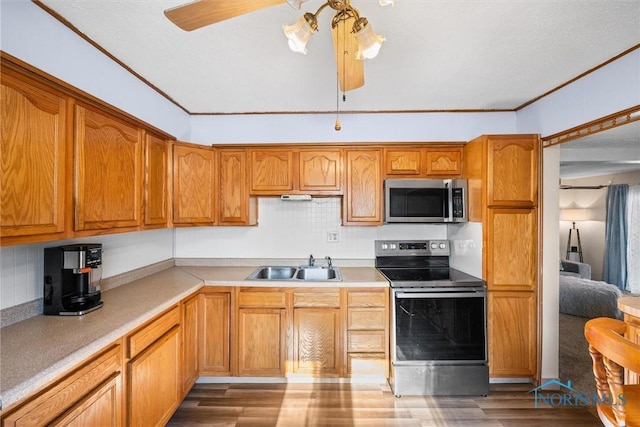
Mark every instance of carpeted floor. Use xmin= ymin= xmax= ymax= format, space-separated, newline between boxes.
xmin=558 ymin=313 xmax=596 ymax=397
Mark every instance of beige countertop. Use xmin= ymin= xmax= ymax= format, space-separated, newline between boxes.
xmin=0 ymin=264 xmax=388 ymax=410
xmin=619 ymin=295 xmax=640 ymax=319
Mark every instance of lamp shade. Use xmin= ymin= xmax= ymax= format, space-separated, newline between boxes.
xmin=560 ymin=208 xmax=590 ymax=222
xmin=283 ymin=14 xmax=317 ymax=54
xmin=285 ymin=0 xmax=310 ymax=9
xmin=353 ymin=20 xmax=385 ymax=60
xmin=379 ymin=0 xmax=395 ymax=5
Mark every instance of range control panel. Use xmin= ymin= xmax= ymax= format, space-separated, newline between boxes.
xmin=375 ymin=240 xmax=450 ymax=257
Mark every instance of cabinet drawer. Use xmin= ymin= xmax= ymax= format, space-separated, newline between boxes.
xmin=238 ymin=291 xmax=286 ymax=308
xmin=2 ymin=344 xmax=121 ymax=427
xmin=348 ymin=308 xmax=386 ymax=330
xmin=346 ymin=353 xmax=387 ymax=376
xmin=127 ymin=306 xmax=180 ymax=358
xmin=347 ymin=291 xmax=386 ymax=307
xmin=293 ymin=291 xmax=340 ymax=308
xmin=347 ymin=330 xmax=386 ymax=352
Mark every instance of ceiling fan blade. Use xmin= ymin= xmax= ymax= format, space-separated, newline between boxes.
xmin=165 ymin=0 xmax=286 ymax=31
xmin=331 ymin=18 xmax=365 ymax=92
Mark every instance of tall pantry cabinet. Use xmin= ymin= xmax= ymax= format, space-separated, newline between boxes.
xmin=464 ymin=134 xmax=540 ymax=379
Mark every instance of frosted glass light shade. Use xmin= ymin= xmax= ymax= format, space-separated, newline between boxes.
xmin=283 ymin=14 xmax=317 ymax=54
xmin=354 ymin=22 xmax=385 ymax=59
xmin=286 ymin=0 xmax=310 ymax=9
xmin=379 ymin=0 xmax=395 ymax=6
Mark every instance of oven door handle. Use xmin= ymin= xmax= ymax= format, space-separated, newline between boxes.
xmin=395 ymin=291 xmax=485 ymax=298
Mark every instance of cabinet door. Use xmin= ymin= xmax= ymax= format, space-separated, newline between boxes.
xmin=1 ymin=69 xmax=68 ymax=244
xmin=172 ymin=142 xmax=216 ymax=225
xmin=383 ymin=148 xmax=423 ymax=176
xmin=486 ymin=208 xmax=537 ymax=292
xmin=298 ymin=149 xmax=342 ymax=193
xmin=51 ymin=375 xmax=122 ymax=427
xmin=182 ymin=294 xmax=199 ymax=394
xmin=144 ymin=133 xmax=170 ymax=228
xmin=128 ymin=326 xmax=181 ymax=427
xmin=218 ymin=149 xmax=257 ymax=225
xmin=343 ymin=149 xmax=383 ymax=225
xmin=486 ymin=135 xmax=539 ymax=207
xmin=488 ymin=291 xmax=537 ymax=377
xmin=425 ymin=148 xmax=462 ymax=176
xmin=250 ymin=149 xmax=294 ymax=194
xmin=74 ymin=104 xmax=143 ymax=232
xmin=237 ymin=308 xmax=286 ymax=376
xmin=293 ymin=308 xmax=341 ymax=376
xmin=200 ymin=291 xmax=231 ymax=375
xmin=624 ymin=318 xmax=640 ymax=385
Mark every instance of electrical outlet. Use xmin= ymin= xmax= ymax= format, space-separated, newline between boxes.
xmin=327 ymin=231 xmax=339 ymax=243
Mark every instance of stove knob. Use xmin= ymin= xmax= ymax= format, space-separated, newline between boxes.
xmin=430 ymin=242 xmax=438 ymax=249
xmin=439 ymin=243 xmax=447 ymax=249
xmin=390 ymin=243 xmax=397 ymax=250
xmin=381 ymin=243 xmax=388 ymax=250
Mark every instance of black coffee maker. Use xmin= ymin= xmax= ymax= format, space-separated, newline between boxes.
xmin=44 ymin=244 xmax=103 ymax=315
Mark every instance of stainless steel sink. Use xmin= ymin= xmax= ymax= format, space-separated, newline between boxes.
xmin=246 ymin=266 xmax=341 ymax=281
xmin=247 ymin=266 xmax=297 ymax=280
xmin=295 ymin=267 xmax=340 ymax=281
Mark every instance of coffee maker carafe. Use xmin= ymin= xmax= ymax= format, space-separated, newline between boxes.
xmin=44 ymin=244 xmax=103 ymax=315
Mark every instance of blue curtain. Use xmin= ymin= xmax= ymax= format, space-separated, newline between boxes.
xmin=604 ymin=184 xmax=629 ymax=290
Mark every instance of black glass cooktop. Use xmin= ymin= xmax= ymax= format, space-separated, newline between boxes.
xmin=378 ymin=267 xmax=484 ymax=288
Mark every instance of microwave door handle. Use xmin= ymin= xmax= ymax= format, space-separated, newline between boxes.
xmin=444 ymin=179 xmax=453 ymax=222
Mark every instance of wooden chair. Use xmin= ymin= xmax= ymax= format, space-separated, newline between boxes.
xmin=584 ymin=317 xmax=640 ymax=426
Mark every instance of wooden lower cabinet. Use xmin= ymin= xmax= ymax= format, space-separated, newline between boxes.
xmin=487 ymin=291 xmax=537 ymax=377
xmin=126 ymin=306 xmax=181 ymax=427
xmin=200 ymin=290 xmax=231 ymax=375
xmin=623 ymin=313 xmax=640 ymax=384
xmin=293 ymin=308 xmax=341 ymax=376
xmin=1 ymin=343 xmax=122 ymax=427
xmin=237 ymin=308 xmax=287 ymax=376
xmin=181 ymin=294 xmax=199 ymax=395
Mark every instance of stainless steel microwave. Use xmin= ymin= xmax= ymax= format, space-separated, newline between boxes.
xmin=384 ymin=178 xmax=467 ymax=223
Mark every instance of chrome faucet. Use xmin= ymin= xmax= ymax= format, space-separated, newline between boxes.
xmin=308 ymin=254 xmax=315 ymax=267
xmin=325 ymin=256 xmax=332 ymax=269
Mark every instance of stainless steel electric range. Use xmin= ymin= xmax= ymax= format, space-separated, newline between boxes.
xmin=375 ymin=240 xmax=489 ymax=397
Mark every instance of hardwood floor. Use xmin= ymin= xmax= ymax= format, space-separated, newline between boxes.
xmin=167 ymin=383 xmax=602 ymax=426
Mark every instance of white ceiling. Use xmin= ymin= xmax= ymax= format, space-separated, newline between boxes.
xmin=35 ymin=0 xmax=640 ymax=115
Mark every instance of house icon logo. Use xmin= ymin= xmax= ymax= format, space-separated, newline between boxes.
xmin=528 ymin=379 xmax=582 ymax=408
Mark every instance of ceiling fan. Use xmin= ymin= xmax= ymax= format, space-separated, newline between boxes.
xmin=164 ymin=0 xmax=392 ymax=92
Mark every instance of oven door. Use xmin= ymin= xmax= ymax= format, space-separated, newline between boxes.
xmin=392 ymin=287 xmax=487 ymax=365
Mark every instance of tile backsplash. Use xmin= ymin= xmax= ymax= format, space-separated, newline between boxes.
xmin=1 ymin=197 xmax=482 ymax=313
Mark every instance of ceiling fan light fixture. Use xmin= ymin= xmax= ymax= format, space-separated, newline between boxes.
xmin=283 ymin=13 xmax=318 ymax=54
xmin=378 ymin=0 xmax=395 ymax=6
xmin=353 ymin=18 xmax=385 ymax=59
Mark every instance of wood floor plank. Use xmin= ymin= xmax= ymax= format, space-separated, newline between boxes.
xmin=168 ymin=382 xmax=602 ymax=426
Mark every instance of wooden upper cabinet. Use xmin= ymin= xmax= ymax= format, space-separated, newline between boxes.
xmin=250 ymin=149 xmax=294 ymax=194
xmin=1 ymin=68 xmax=69 ymax=245
xmin=249 ymin=147 xmax=343 ymax=195
xmin=74 ymin=104 xmax=143 ymax=233
xmin=172 ymin=142 xmax=216 ymax=226
xmin=384 ymin=148 xmax=422 ymax=176
xmin=384 ymin=147 xmax=462 ymax=177
xmin=485 ymin=135 xmax=538 ymax=207
xmin=144 ymin=132 xmax=170 ymax=228
xmin=298 ymin=149 xmax=342 ymax=194
xmin=218 ymin=149 xmax=257 ymax=225
xmin=425 ymin=148 xmax=462 ymax=176
xmin=343 ymin=149 xmax=383 ymax=225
